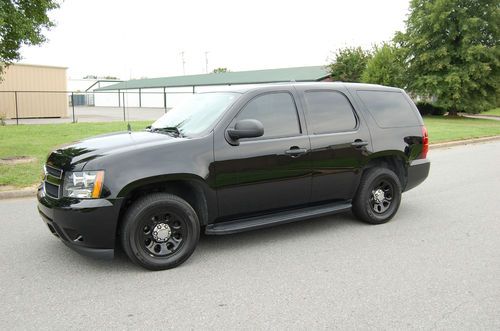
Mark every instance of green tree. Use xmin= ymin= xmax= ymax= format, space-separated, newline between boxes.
xmin=395 ymin=0 xmax=499 ymax=115
xmin=327 ymin=47 xmax=372 ymax=82
xmin=0 ymin=0 xmax=59 ymax=77
xmin=212 ymin=67 xmax=229 ymax=73
xmin=362 ymin=43 xmax=406 ymax=88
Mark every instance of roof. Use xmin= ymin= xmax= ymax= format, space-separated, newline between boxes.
xmin=95 ymin=65 xmax=330 ymax=91
xmin=13 ymin=63 xmax=68 ymax=70
xmin=203 ymin=82 xmax=396 ymax=94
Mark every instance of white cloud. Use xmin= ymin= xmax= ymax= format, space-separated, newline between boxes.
xmin=19 ymin=0 xmax=409 ymax=79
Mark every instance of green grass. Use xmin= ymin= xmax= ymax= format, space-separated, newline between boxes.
xmin=423 ymin=116 xmax=500 ymax=143
xmin=1 ymin=117 xmax=500 ymax=188
xmin=482 ymin=108 xmax=500 ymax=116
xmin=0 ymin=121 xmax=150 ymax=187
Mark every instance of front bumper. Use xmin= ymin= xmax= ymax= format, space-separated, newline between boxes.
xmin=405 ymin=158 xmax=430 ymax=192
xmin=37 ymin=187 xmax=124 ymax=259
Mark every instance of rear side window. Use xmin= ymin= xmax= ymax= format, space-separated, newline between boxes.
xmin=304 ymin=91 xmax=357 ymax=134
xmin=357 ymin=91 xmax=420 ymax=128
xmin=234 ymin=92 xmax=301 ymax=139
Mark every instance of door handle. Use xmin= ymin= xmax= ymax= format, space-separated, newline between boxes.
xmin=351 ymin=140 xmax=369 ymax=148
xmin=285 ymin=147 xmax=308 ymax=157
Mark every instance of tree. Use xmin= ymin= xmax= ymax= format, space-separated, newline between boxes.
xmin=212 ymin=67 xmax=229 ymax=73
xmin=395 ymin=0 xmax=499 ymax=115
xmin=362 ymin=43 xmax=406 ymax=88
xmin=327 ymin=47 xmax=372 ymax=82
xmin=0 ymin=0 xmax=59 ymax=77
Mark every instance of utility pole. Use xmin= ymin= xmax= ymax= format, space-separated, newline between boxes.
xmin=180 ymin=51 xmax=186 ymax=75
xmin=205 ymin=51 xmax=209 ymax=73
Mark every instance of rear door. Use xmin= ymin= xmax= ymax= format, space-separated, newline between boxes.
xmin=296 ymin=85 xmax=372 ymax=203
xmin=213 ymin=88 xmax=312 ymax=218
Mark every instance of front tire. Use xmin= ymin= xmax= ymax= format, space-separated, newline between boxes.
xmin=120 ymin=193 xmax=200 ymax=270
xmin=352 ymin=167 xmax=402 ymax=224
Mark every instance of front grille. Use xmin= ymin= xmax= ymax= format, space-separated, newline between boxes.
xmin=45 ymin=165 xmax=63 ymax=179
xmin=44 ymin=181 xmax=60 ymax=198
xmin=43 ymin=164 xmax=63 ymax=199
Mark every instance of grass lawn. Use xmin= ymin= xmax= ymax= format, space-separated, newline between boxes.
xmin=1 ymin=116 xmax=500 ymax=188
xmin=482 ymin=108 xmax=500 ymax=116
xmin=0 ymin=121 xmax=150 ymax=188
xmin=423 ymin=116 xmax=500 ymax=143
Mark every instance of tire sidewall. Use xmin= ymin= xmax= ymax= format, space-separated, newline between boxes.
xmin=122 ymin=195 xmax=200 ymax=270
xmin=354 ymin=167 xmax=402 ymax=224
xmin=364 ymin=171 xmax=401 ymax=223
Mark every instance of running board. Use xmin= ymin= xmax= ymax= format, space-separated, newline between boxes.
xmin=205 ymin=202 xmax=352 ymax=235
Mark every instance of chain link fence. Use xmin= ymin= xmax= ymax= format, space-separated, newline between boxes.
xmin=0 ymin=90 xmax=195 ymax=125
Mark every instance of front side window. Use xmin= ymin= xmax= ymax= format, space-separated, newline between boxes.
xmin=304 ymin=91 xmax=357 ymax=134
xmin=234 ymin=92 xmax=301 ymax=139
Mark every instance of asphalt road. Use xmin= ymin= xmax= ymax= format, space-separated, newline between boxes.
xmin=1 ymin=141 xmax=500 ymax=330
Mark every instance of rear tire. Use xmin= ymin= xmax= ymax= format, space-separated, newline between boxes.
xmin=352 ymin=167 xmax=402 ymax=224
xmin=120 ymin=193 xmax=200 ymax=270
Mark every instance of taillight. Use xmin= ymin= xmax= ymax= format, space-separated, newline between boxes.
xmin=421 ymin=126 xmax=429 ymax=159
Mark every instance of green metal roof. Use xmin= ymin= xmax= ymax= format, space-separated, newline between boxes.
xmin=95 ymin=65 xmax=330 ymax=91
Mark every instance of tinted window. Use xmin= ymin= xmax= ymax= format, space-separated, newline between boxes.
xmin=357 ymin=90 xmax=420 ymax=128
xmin=304 ymin=91 xmax=357 ymax=134
xmin=235 ymin=92 xmax=301 ymax=139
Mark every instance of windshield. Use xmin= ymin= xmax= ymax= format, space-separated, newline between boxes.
xmin=151 ymin=92 xmax=240 ymax=136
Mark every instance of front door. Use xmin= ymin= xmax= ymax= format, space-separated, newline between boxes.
xmin=214 ymin=90 xmax=312 ymax=218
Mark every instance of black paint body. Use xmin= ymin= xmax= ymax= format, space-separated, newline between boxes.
xmin=37 ymin=83 xmax=430 ymax=258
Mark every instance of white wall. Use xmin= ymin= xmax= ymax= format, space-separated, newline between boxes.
xmin=93 ymin=84 xmax=262 ymax=108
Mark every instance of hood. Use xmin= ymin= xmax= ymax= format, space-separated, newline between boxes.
xmin=46 ymin=131 xmax=178 ymax=170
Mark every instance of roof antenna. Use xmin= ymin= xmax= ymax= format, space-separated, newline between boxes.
xmin=124 ymin=75 xmax=132 ymax=134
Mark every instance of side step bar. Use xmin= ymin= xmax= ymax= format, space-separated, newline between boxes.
xmin=205 ymin=202 xmax=352 ymax=235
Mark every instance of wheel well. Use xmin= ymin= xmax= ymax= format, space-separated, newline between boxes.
xmin=365 ymin=156 xmax=408 ymax=189
xmin=117 ymin=180 xmax=209 ymax=238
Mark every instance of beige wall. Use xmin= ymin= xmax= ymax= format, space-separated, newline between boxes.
xmin=0 ymin=64 xmax=67 ymax=118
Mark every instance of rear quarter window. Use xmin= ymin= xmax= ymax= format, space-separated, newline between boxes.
xmin=357 ymin=90 xmax=421 ymax=128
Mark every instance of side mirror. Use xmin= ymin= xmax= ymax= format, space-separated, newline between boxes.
xmin=226 ymin=119 xmax=264 ymax=145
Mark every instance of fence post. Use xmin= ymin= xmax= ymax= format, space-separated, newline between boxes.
xmin=14 ymin=91 xmax=19 ymax=125
xmin=163 ymin=87 xmax=167 ymax=113
xmin=71 ymin=92 xmax=75 ymax=123
xmin=122 ymin=91 xmax=126 ymax=121
xmin=118 ymin=89 xmax=121 ymax=107
xmin=139 ymin=88 xmax=142 ymax=108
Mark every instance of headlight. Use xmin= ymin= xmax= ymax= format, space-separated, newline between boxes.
xmin=63 ymin=171 xmax=105 ymax=199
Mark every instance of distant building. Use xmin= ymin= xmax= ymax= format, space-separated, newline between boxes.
xmin=0 ymin=63 xmax=67 ymax=119
xmin=67 ymin=78 xmax=122 ymax=106
xmin=94 ymin=65 xmax=331 ymax=109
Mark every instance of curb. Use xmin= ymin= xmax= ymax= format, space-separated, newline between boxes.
xmin=1 ymin=135 xmax=500 ymax=201
xmin=0 ymin=187 xmax=37 ymax=200
xmin=430 ymin=135 xmax=500 ymax=149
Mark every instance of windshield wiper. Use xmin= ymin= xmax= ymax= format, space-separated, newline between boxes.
xmin=149 ymin=126 xmax=184 ymax=137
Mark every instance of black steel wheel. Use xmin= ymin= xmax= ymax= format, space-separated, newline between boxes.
xmin=370 ymin=179 xmax=394 ymax=214
xmin=352 ymin=167 xmax=402 ymax=224
xmin=121 ymin=193 xmax=200 ymax=270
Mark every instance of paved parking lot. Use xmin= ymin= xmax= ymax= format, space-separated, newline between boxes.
xmin=1 ymin=141 xmax=499 ymax=330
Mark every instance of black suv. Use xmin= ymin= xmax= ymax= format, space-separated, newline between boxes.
xmin=38 ymin=83 xmax=430 ymax=270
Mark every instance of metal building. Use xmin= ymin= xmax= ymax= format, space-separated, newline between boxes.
xmin=0 ymin=63 xmax=67 ymax=119
xmin=94 ymin=66 xmax=331 ymax=109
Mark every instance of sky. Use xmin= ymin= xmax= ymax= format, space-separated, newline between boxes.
xmin=19 ymin=0 xmax=411 ymax=80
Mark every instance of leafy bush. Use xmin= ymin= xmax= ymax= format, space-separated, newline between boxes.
xmin=415 ymin=102 xmax=446 ymax=116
